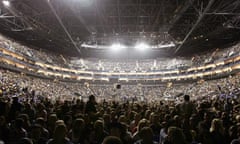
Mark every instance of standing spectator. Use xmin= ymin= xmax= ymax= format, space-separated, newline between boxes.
xmin=9 ymin=97 xmax=23 ymax=121
xmin=178 ymin=95 xmax=195 ymax=119
xmin=85 ymin=95 xmax=97 ymax=121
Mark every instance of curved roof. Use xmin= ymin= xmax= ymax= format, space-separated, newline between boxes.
xmin=0 ymin=0 xmax=240 ymax=58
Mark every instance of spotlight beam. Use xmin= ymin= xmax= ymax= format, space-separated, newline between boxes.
xmin=46 ymin=0 xmax=81 ymax=55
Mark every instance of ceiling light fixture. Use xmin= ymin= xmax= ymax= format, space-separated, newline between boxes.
xmin=2 ymin=0 xmax=10 ymax=6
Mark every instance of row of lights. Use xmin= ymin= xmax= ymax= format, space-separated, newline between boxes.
xmin=110 ymin=42 xmax=150 ymax=51
xmin=82 ymin=42 xmax=175 ymax=51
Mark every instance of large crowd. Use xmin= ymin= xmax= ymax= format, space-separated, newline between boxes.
xmin=0 ymin=31 xmax=240 ymax=144
xmin=1 ymin=68 xmax=240 ymax=102
xmin=0 ymin=35 xmax=69 ymax=68
xmin=1 ymin=68 xmax=240 ymax=144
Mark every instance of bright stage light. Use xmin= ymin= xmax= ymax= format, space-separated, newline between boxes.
xmin=110 ymin=43 xmax=126 ymax=51
xmin=2 ymin=0 xmax=10 ymax=6
xmin=135 ymin=42 xmax=149 ymax=50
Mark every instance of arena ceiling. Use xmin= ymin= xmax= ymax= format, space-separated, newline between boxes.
xmin=0 ymin=0 xmax=240 ymax=58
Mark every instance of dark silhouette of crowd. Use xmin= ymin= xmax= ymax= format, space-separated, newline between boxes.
xmin=1 ymin=67 xmax=240 ymax=144
xmin=0 ymin=82 xmax=240 ymax=144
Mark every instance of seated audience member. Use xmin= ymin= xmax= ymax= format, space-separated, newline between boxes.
xmin=209 ymin=118 xmax=226 ymax=144
xmin=0 ymin=116 xmax=10 ymax=143
xmin=102 ymin=136 xmax=122 ymax=144
xmin=9 ymin=118 xmax=28 ymax=143
xmin=132 ymin=119 xmax=149 ymax=142
xmin=164 ymin=126 xmax=187 ymax=144
xmin=69 ymin=118 xmax=86 ymax=144
xmin=18 ymin=137 xmax=33 ymax=144
xmin=30 ymin=124 xmax=47 ymax=144
xmin=134 ymin=127 xmax=158 ymax=144
xmin=47 ymin=124 xmax=72 ymax=144
xmin=88 ymin=120 xmax=108 ymax=144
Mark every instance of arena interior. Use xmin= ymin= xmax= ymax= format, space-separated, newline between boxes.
xmin=0 ymin=0 xmax=240 ymax=144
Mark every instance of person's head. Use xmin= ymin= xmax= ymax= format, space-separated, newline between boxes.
xmin=184 ymin=95 xmax=190 ymax=102
xmin=139 ymin=127 xmax=154 ymax=142
xmin=227 ymin=98 xmax=231 ymax=103
xmin=118 ymin=115 xmax=127 ymax=124
xmin=72 ymin=118 xmax=85 ymax=138
xmin=53 ymin=124 xmax=67 ymax=140
xmin=109 ymin=123 xmax=123 ymax=138
xmin=18 ymin=114 xmax=30 ymax=126
xmin=25 ymin=103 xmax=31 ymax=109
xmin=137 ymin=119 xmax=149 ymax=132
xmin=73 ymin=118 xmax=85 ymax=130
xmin=19 ymin=138 xmax=33 ymax=144
xmin=12 ymin=97 xmax=19 ymax=103
xmin=210 ymin=118 xmax=224 ymax=134
xmin=0 ymin=116 xmax=6 ymax=126
xmin=213 ymin=101 xmax=219 ymax=109
xmin=35 ymin=117 xmax=45 ymax=127
xmin=204 ymin=112 xmax=212 ymax=121
xmin=64 ymin=100 xmax=68 ymax=105
xmin=15 ymin=118 xmax=24 ymax=128
xmin=102 ymin=136 xmax=122 ymax=144
xmin=236 ymin=115 xmax=240 ymax=123
xmin=173 ymin=115 xmax=180 ymax=123
xmin=103 ymin=114 xmax=111 ymax=124
xmin=149 ymin=112 xmax=155 ymax=123
xmin=48 ymin=114 xmax=58 ymax=125
xmin=0 ymin=89 xmax=2 ymax=97
xmin=181 ymin=119 xmax=190 ymax=129
xmin=94 ymin=120 xmax=104 ymax=132
xmin=30 ymin=124 xmax=42 ymax=140
xmin=76 ymin=99 xmax=81 ymax=104
xmin=229 ymin=125 xmax=238 ymax=138
xmin=55 ymin=120 xmax=65 ymax=126
xmin=63 ymin=115 xmax=72 ymax=126
xmin=89 ymin=95 xmax=95 ymax=103
xmin=221 ymin=112 xmax=228 ymax=119
xmin=134 ymin=113 xmax=142 ymax=122
xmin=167 ymin=126 xmax=186 ymax=144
